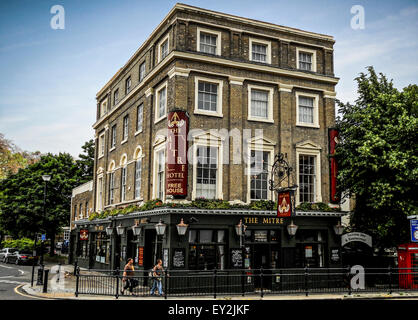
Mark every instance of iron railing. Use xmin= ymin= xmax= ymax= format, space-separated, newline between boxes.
xmin=74 ymin=267 xmax=418 ymax=299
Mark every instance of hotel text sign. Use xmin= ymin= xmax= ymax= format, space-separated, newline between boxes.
xmin=166 ymin=111 xmax=188 ymax=197
xmin=243 ymin=216 xmax=284 ymax=225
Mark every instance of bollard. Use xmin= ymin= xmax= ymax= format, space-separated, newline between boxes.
xmin=42 ymin=269 xmax=49 ymax=293
xmin=304 ymin=267 xmax=309 ymax=297
xmin=260 ymin=267 xmax=264 ymax=298
xmin=75 ymin=266 xmax=80 ymax=297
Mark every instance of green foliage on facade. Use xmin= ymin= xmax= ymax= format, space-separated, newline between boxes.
xmin=336 ymin=66 xmax=418 ymax=250
xmin=87 ymin=199 xmax=336 ymax=221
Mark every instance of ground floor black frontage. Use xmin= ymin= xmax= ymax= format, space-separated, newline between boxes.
xmin=70 ymin=207 xmax=347 ymax=275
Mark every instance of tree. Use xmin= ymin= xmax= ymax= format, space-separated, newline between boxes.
xmin=76 ymin=139 xmax=95 ymax=183
xmin=336 ymin=66 xmax=418 ymax=252
xmin=0 ymin=153 xmax=84 ymax=255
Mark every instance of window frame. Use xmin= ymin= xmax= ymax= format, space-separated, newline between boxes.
xmin=247 ymin=148 xmax=274 ymax=202
xmin=158 ymin=34 xmax=170 ymax=63
xmin=122 ymin=115 xmax=129 ymax=143
xmin=295 ymin=144 xmax=322 ymax=206
xmin=152 ymin=141 xmax=166 ymax=201
xmin=296 ymin=47 xmax=317 ymax=72
xmin=295 ymin=91 xmax=320 ymax=128
xmin=125 ymin=76 xmax=132 ymax=94
xmin=191 ymin=132 xmax=224 ymax=201
xmin=197 ymin=27 xmax=222 ymax=56
xmin=194 ymin=76 xmax=223 ymax=117
xmin=247 ymin=84 xmax=274 ymax=123
xmin=154 ymin=81 xmax=168 ymax=124
xmin=249 ymin=38 xmax=271 ymax=64
xmin=135 ymin=103 xmax=143 ymax=135
xmin=98 ymin=132 xmax=105 ymax=159
xmin=139 ymin=62 xmax=146 ymax=82
xmin=110 ymin=125 xmax=116 ymax=150
xmin=114 ymin=89 xmax=119 ymax=106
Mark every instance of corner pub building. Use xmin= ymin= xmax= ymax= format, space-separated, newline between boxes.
xmin=69 ymin=4 xmax=349 ymax=281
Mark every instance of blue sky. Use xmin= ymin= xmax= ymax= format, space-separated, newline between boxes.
xmin=0 ymin=0 xmax=417 ymax=157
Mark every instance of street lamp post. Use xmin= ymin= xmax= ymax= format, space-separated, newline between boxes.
xmin=154 ymin=220 xmax=166 ymax=265
xmin=39 ymin=175 xmax=51 ymax=267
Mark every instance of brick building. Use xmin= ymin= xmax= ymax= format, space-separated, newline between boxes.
xmin=70 ymin=4 xmax=347 ymax=278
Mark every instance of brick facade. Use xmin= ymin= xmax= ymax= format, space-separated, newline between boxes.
xmin=90 ymin=3 xmax=338 ymax=213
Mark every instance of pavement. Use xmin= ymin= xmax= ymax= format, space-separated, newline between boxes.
xmin=20 ymin=264 xmax=418 ymax=300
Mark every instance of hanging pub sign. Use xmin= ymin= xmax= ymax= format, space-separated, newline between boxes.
xmin=166 ymin=111 xmax=189 ymax=197
xmin=329 ymin=128 xmax=339 ymax=203
xmin=79 ymin=229 xmax=89 ymax=241
xmin=277 ymin=191 xmax=292 ymax=217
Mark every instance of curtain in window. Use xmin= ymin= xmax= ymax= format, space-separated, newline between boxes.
xmin=137 ymin=104 xmax=143 ymax=132
xmin=251 ymin=89 xmax=268 ymax=118
xmin=298 ymin=96 xmax=314 ymax=124
xmin=157 ymin=150 xmax=165 ymax=199
xmin=158 ymin=87 xmax=166 ymax=118
xmin=200 ymin=33 xmax=217 ymax=54
xmin=299 ymin=52 xmax=312 ymax=70
xmin=252 ymin=43 xmax=267 ymax=62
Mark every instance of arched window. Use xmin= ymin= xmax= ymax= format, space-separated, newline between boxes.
xmin=133 ymin=146 xmax=143 ymax=200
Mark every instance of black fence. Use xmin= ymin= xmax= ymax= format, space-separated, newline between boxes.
xmin=74 ymin=267 xmax=418 ymax=299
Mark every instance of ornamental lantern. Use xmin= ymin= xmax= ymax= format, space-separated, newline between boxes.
xmin=155 ymin=219 xmax=166 ymax=236
xmin=176 ymin=218 xmax=189 ymax=236
xmin=287 ymin=220 xmax=298 ymax=236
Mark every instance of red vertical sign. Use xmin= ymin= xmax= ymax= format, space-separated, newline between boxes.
xmin=329 ymin=128 xmax=339 ymax=203
xmin=277 ymin=191 xmax=292 ymax=217
xmin=166 ymin=111 xmax=189 ymax=197
xmin=138 ymin=247 xmax=144 ymax=267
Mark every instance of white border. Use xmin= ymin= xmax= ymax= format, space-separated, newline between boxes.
xmin=157 ymin=33 xmax=170 ymax=63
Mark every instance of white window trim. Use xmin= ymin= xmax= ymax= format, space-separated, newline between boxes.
xmin=135 ymin=104 xmax=144 ymax=135
xmin=133 ymin=147 xmax=144 ymax=200
xmin=154 ymin=81 xmax=168 ymax=124
xmin=295 ymin=145 xmax=322 ymax=206
xmin=194 ymin=76 xmax=224 ymax=117
xmin=152 ymin=141 xmax=166 ymax=201
xmin=98 ymin=133 xmax=105 ymax=159
xmin=96 ymin=173 xmax=104 ymax=212
xmin=100 ymin=99 xmax=108 ymax=118
xmin=191 ymin=132 xmax=224 ymax=201
xmin=197 ymin=27 xmax=222 ymax=56
xmin=295 ymin=91 xmax=320 ymax=128
xmin=249 ymin=38 xmax=271 ymax=64
xmin=296 ymin=47 xmax=317 ymax=72
xmin=245 ymin=137 xmax=275 ymax=203
xmin=157 ymin=34 xmax=170 ymax=63
xmin=247 ymin=84 xmax=274 ymax=123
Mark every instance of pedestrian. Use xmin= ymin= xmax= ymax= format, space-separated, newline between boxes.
xmin=150 ymin=259 xmax=164 ymax=296
xmin=121 ymin=258 xmax=137 ymax=296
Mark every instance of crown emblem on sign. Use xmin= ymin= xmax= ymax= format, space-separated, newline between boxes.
xmin=168 ymin=112 xmax=185 ymax=128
